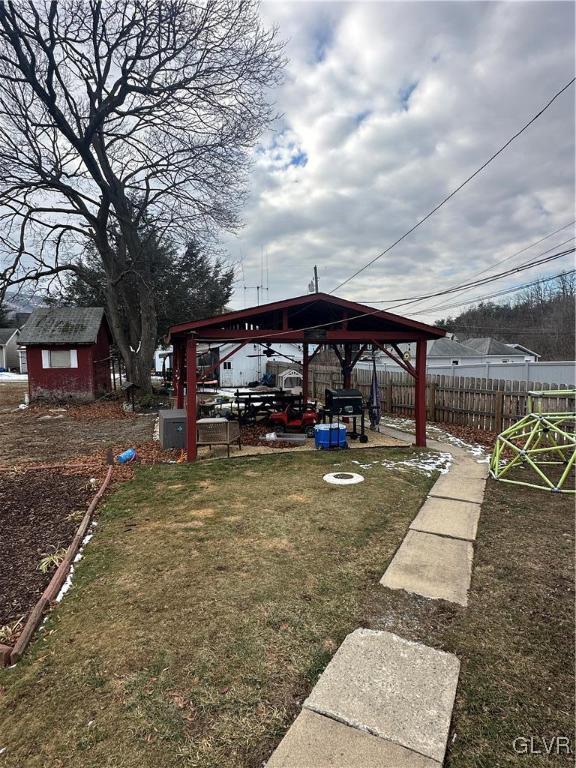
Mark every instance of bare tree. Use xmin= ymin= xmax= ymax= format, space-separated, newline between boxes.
xmin=0 ymin=0 xmax=284 ymax=388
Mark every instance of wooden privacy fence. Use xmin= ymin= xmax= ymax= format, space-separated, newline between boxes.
xmin=307 ymin=364 xmax=575 ymax=433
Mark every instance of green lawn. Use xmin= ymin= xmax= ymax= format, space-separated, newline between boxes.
xmin=0 ymin=447 xmax=436 ymax=768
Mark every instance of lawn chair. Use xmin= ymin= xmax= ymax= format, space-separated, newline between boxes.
xmin=196 ymin=418 xmax=241 ymax=458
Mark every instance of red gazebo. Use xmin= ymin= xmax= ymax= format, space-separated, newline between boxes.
xmin=169 ymin=293 xmax=446 ymax=461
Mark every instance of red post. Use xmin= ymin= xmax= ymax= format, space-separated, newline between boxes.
xmin=174 ymin=340 xmax=184 ymax=409
xmin=186 ymin=336 xmax=197 ymax=461
xmin=415 ymin=339 xmax=427 ymax=447
xmin=302 ymin=343 xmax=309 ymax=404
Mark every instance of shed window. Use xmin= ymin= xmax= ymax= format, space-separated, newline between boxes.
xmin=223 ymin=361 xmax=232 ymax=370
xmin=50 ymin=350 xmax=71 ymax=368
xmin=41 ymin=349 xmax=78 ymax=368
xmin=452 ymin=360 xmax=459 ymax=365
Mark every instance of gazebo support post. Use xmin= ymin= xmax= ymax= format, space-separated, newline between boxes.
xmin=302 ymin=343 xmax=309 ymax=404
xmin=186 ymin=336 xmax=198 ymax=461
xmin=174 ymin=340 xmax=184 ymax=409
xmin=415 ymin=339 xmax=427 ymax=447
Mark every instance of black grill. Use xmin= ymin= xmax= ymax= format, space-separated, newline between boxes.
xmin=325 ymin=388 xmax=363 ymax=416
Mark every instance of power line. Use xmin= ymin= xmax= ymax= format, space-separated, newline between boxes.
xmin=330 ymin=77 xmax=576 ymax=293
xmin=447 ymin=221 xmax=575 ymax=285
xmin=391 ymin=237 xmax=574 ymax=315
xmin=408 ymin=268 xmax=575 ymax=316
xmin=360 ymin=246 xmax=575 ymax=313
xmin=363 ymin=230 xmax=574 ymax=311
xmin=372 ymin=226 xmax=574 ymax=314
xmin=450 ymin=328 xmax=561 ymax=334
xmin=209 ymin=257 xmax=574 ymax=345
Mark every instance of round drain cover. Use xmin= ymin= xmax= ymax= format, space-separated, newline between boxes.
xmin=323 ymin=472 xmax=365 ymax=485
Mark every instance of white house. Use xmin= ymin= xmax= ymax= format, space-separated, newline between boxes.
xmin=153 ymin=342 xmax=303 ymax=388
xmin=461 ymin=337 xmax=533 ymax=364
xmin=217 ymin=342 xmax=302 ymax=387
xmin=0 ymin=328 xmax=21 ymax=371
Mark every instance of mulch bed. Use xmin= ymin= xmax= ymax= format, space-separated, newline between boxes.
xmin=432 ymin=422 xmax=498 ymax=450
xmin=240 ymin=422 xmax=305 ymax=449
xmin=0 ymin=469 xmax=93 ymax=629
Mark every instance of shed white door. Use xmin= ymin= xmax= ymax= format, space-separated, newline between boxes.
xmin=220 ymin=360 xmax=233 ymax=386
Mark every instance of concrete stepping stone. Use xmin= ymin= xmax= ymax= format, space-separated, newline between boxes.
xmin=410 ymin=497 xmax=481 ymax=542
xmin=266 ymin=708 xmax=441 ymax=767
xmin=302 ymin=629 xmax=460 ymax=765
xmin=380 ymin=530 xmax=473 ymax=606
xmin=428 ymin=472 xmax=486 ymax=504
xmin=450 ymin=458 xmax=490 ymax=479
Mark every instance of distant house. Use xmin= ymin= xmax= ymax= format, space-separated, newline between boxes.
xmin=461 ymin=337 xmax=530 ymax=364
xmin=19 ymin=307 xmax=112 ymax=401
xmin=504 ymin=343 xmax=541 ymax=362
xmin=379 ymin=336 xmax=533 ymax=371
xmin=394 ymin=338 xmax=484 ymax=367
xmin=0 ymin=328 xmax=20 ymax=371
xmin=425 ymin=338 xmax=484 ymax=366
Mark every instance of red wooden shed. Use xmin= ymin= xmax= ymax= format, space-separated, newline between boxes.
xmin=169 ymin=293 xmax=446 ymax=460
xmin=19 ymin=307 xmax=112 ymax=401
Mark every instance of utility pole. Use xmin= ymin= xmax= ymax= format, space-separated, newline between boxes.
xmin=314 ymin=265 xmax=319 ymax=293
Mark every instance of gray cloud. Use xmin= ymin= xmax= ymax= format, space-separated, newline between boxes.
xmin=223 ymin=1 xmax=575 ymax=320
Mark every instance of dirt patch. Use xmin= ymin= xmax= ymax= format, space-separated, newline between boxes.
xmin=191 ymin=508 xmax=216 ymax=518
xmin=0 ymin=469 xmax=92 ymax=627
xmin=197 ymin=479 xmax=216 ymax=491
xmin=286 ymin=493 xmax=311 ymax=503
xmin=0 ymin=403 xmax=156 ymax=466
xmin=0 ymin=381 xmax=28 ymax=406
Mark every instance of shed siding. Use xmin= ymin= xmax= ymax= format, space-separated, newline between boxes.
xmin=27 ymin=345 xmax=95 ymax=400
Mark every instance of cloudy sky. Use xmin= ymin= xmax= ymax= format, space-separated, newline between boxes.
xmin=222 ymin=0 xmax=575 ymax=321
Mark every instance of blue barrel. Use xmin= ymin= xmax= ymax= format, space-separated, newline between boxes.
xmin=314 ymin=423 xmax=347 ymax=449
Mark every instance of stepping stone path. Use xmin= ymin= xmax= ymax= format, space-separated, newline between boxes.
xmin=267 ymin=629 xmax=460 ymax=768
xmin=410 ymin=497 xmax=480 ymax=541
xmin=381 ymin=529 xmax=473 ymax=606
xmin=267 ymin=429 xmax=490 ymax=767
xmin=380 ymin=439 xmax=489 ymax=607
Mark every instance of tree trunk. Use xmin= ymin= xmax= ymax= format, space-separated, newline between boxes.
xmin=104 ymin=279 xmax=157 ymax=394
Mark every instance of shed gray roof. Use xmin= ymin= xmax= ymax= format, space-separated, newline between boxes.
xmin=0 ymin=327 xmax=18 ymax=345
xmin=428 ymin=338 xmax=480 ymax=357
xmin=19 ymin=307 xmax=106 ymax=345
xmin=462 ymin=337 xmax=522 ymax=356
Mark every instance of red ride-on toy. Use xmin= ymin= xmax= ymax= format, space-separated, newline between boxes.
xmin=269 ymin=404 xmax=319 ymax=437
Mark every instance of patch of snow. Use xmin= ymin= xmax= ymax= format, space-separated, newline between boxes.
xmin=376 ymin=451 xmax=453 ymax=476
xmin=379 ymin=416 xmax=487 ymax=459
xmin=153 ymin=416 xmax=160 ymax=441
xmin=0 ymin=372 xmax=28 ymax=380
xmin=54 ymin=524 xmax=97 ymax=603
xmin=351 ymin=449 xmax=453 ymax=476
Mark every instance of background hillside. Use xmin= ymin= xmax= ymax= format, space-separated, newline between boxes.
xmin=435 ymin=273 xmax=575 ymax=361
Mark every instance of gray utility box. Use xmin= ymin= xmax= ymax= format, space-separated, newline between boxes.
xmin=159 ymin=409 xmax=186 ymax=449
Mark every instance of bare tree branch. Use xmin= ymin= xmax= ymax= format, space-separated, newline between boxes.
xmin=0 ymin=0 xmax=284 ymax=388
